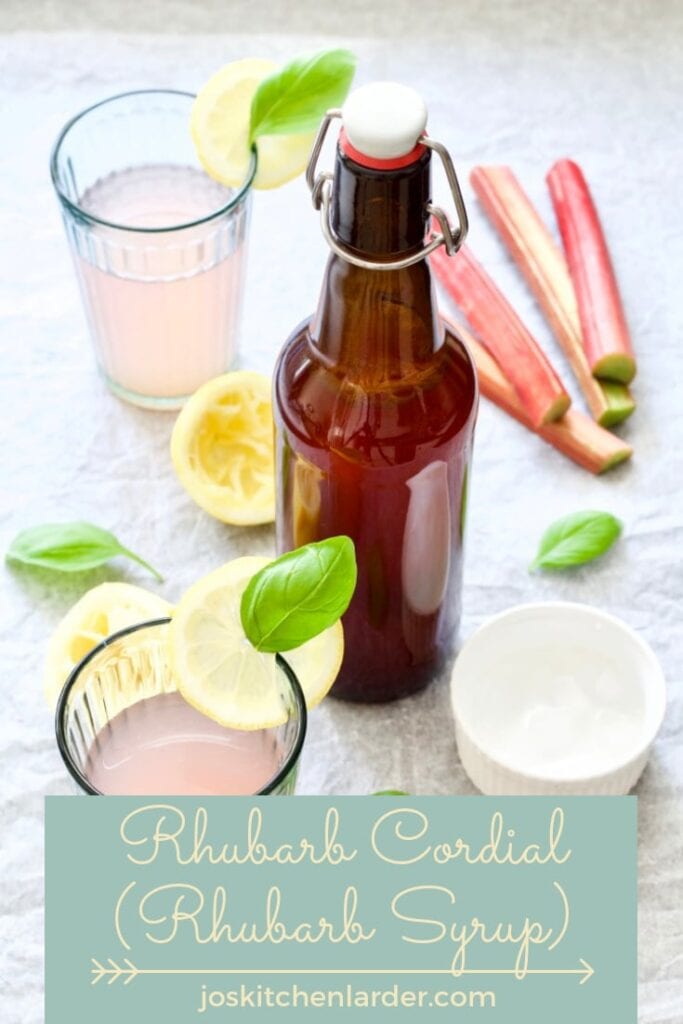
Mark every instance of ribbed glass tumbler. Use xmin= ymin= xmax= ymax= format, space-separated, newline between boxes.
xmin=56 ymin=620 xmax=306 ymax=796
xmin=50 ymin=90 xmax=254 ymax=408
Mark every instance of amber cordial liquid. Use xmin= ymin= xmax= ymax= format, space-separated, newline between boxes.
xmin=274 ymin=92 xmax=477 ymax=702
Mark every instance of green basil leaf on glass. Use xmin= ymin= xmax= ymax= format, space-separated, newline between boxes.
xmin=249 ymin=49 xmax=356 ymax=142
xmin=240 ymin=536 xmax=357 ymax=653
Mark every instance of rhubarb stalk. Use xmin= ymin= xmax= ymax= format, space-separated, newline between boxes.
xmin=449 ymin=321 xmax=632 ymax=474
xmin=470 ymin=165 xmax=635 ymax=426
xmin=547 ymin=159 xmax=636 ymax=384
xmin=431 ymin=239 xmax=570 ymax=428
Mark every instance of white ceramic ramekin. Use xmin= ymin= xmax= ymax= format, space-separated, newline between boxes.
xmin=450 ymin=602 xmax=666 ymax=796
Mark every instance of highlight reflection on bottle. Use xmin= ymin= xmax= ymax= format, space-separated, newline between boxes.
xmin=402 ymin=461 xmax=452 ymax=617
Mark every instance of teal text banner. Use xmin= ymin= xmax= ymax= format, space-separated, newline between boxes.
xmin=45 ymin=796 xmax=636 ymax=1021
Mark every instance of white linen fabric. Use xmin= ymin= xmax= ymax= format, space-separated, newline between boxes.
xmin=0 ymin=3 xmax=681 ymax=1021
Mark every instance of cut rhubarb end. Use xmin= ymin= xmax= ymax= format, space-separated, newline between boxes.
xmin=599 ymin=447 xmax=633 ymax=473
xmin=470 ymin=164 xmax=624 ymax=425
xmin=547 ymin=159 xmax=636 ymax=385
xmin=431 ymin=235 xmax=570 ymax=429
xmin=542 ymin=393 xmax=572 ymax=424
xmin=598 ymin=381 xmax=636 ymax=427
xmin=592 ymin=352 xmax=637 ymax=385
xmin=543 ymin=411 xmax=632 ymax=474
xmin=450 ymin=319 xmax=633 ymax=474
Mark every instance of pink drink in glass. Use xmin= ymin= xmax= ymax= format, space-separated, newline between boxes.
xmin=51 ymin=91 xmax=254 ymax=408
xmin=85 ymin=691 xmax=281 ymax=796
xmin=57 ymin=622 xmax=305 ymax=797
xmin=76 ymin=165 xmax=248 ymax=404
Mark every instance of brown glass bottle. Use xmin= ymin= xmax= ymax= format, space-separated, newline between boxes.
xmin=273 ymin=136 xmax=478 ymax=702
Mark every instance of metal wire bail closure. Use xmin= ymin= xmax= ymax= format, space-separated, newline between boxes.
xmin=305 ymin=110 xmax=469 ymax=271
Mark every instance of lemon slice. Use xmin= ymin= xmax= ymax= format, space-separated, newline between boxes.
xmin=191 ymin=57 xmax=317 ymax=191
xmin=44 ymin=582 xmax=172 ymax=708
xmin=168 ymin=556 xmax=344 ymax=730
xmin=171 ymin=371 xmax=275 ymax=525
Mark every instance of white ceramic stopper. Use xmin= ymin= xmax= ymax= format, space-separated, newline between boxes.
xmin=341 ymin=82 xmax=428 ymax=160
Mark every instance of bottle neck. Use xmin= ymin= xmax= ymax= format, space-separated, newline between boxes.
xmin=311 ymin=143 xmax=441 ymax=371
xmin=331 ymin=143 xmax=432 ymax=258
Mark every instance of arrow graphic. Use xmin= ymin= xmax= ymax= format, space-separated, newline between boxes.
xmin=448 ymin=959 xmax=594 ymax=985
xmin=90 ymin=959 xmax=139 ymax=986
xmin=90 ymin=958 xmax=594 ymax=987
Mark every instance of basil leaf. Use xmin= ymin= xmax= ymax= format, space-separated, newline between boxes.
xmin=6 ymin=522 xmax=163 ymax=581
xmin=240 ymin=536 xmax=357 ymax=653
xmin=249 ymin=49 xmax=356 ymax=142
xmin=530 ymin=511 xmax=622 ymax=571
xmin=372 ymin=790 xmax=409 ymax=796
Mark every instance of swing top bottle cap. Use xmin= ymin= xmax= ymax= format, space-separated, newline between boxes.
xmin=341 ymin=82 xmax=428 ymax=164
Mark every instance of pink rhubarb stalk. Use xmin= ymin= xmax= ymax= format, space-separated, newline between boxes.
xmin=470 ymin=165 xmax=635 ymax=426
xmin=431 ymin=239 xmax=570 ymax=428
xmin=451 ymin=321 xmax=632 ymax=474
xmin=547 ymin=159 xmax=636 ymax=384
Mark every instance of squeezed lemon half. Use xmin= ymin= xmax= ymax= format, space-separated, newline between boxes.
xmin=44 ymin=582 xmax=172 ymax=708
xmin=171 ymin=371 xmax=275 ymax=526
xmin=190 ymin=57 xmax=317 ymax=190
xmin=168 ymin=556 xmax=344 ymax=730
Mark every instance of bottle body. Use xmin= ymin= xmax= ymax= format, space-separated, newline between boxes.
xmin=274 ymin=142 xmax=478 ymax=702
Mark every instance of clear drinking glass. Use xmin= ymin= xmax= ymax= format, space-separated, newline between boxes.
xmin=50 ymin=90 xmax=255 ymax=409
xmin=55 ymin=620 xmax=306 ymax=796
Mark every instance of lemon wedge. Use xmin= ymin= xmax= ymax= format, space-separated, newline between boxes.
xmin=171 ymin=371 xmax=275 ymax=525
xmin=191 ymin=57 xmax=317 ymax=191
xmin=44 ymin=582 xmax=172 ymax=708
xmin=168 ymin=557 xmax=344 ymax=730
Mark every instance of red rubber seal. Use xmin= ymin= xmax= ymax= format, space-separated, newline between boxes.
xmin=340 ymin=128 xmax=426 ymax=170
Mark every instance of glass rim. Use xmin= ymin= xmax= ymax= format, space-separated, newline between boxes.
xmin=49 ymin=88 xmax=257 ymax=234
xmin=55 ymin=617 xmax=308 ymax=796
